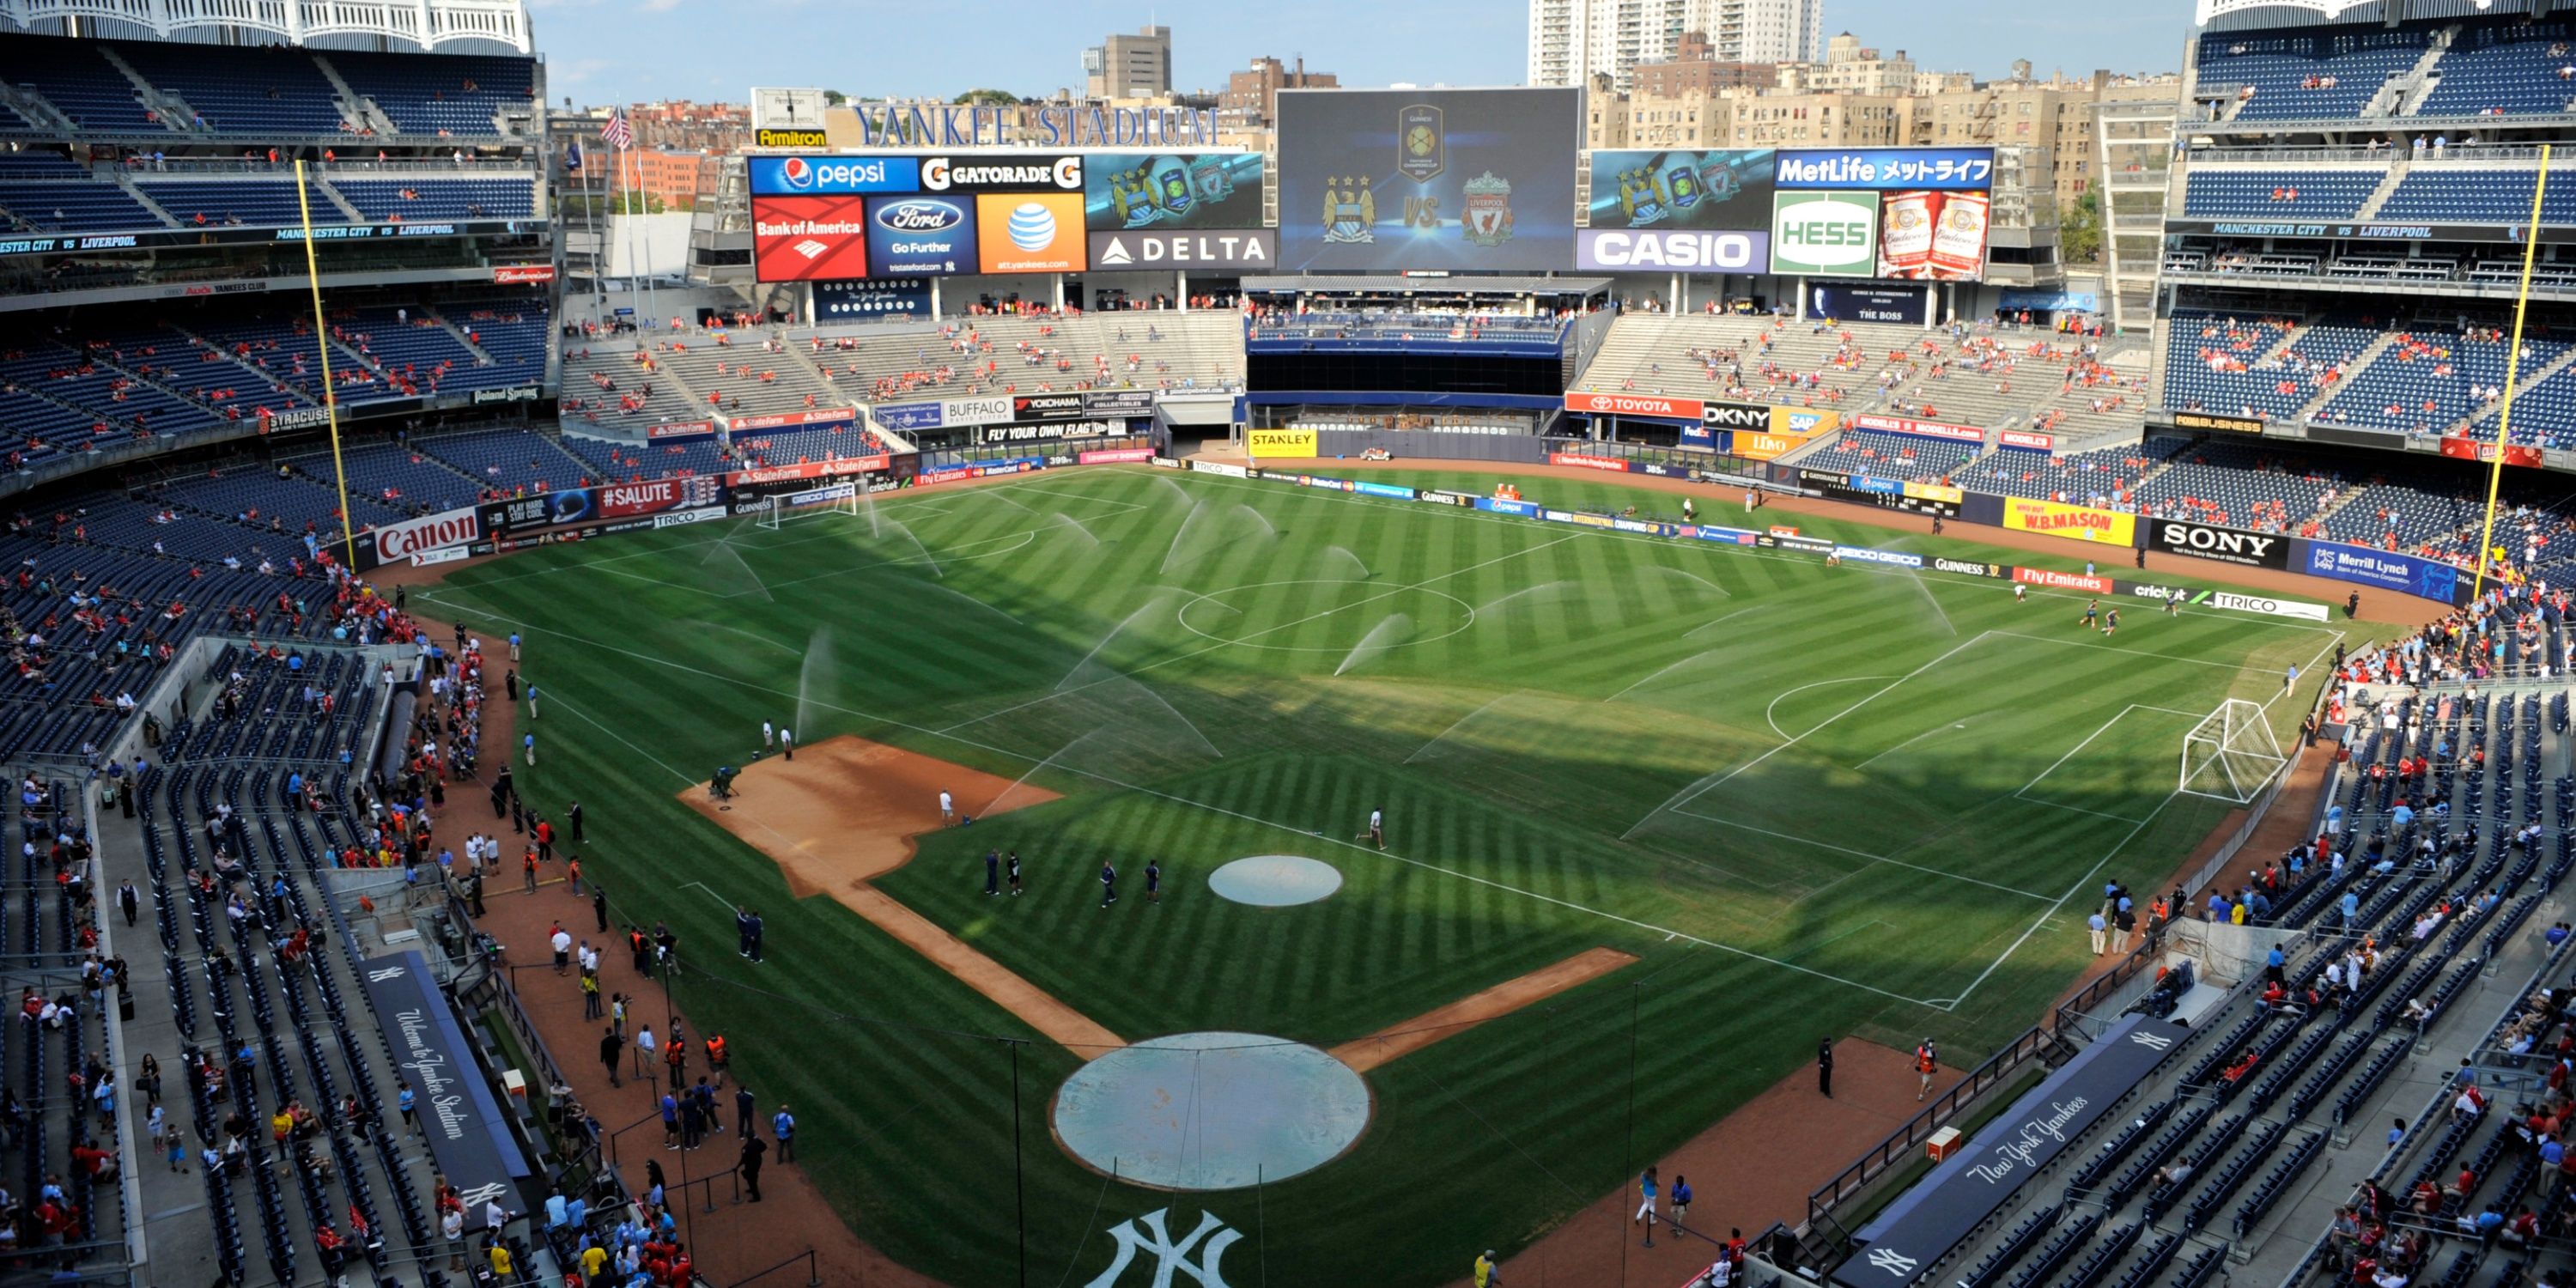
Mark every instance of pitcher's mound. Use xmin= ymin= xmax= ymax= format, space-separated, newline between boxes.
xmin=1207 ymin=855 xmax=1342 ymax=906
xmin=1053 ymin=1031 xmax=1372 ymax=1190
xmin=679 ymin=736 xmax=1060 ymax=896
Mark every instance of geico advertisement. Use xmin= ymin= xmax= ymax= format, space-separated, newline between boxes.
xmin=1248 ymin=428 xmax=1317 ymax=458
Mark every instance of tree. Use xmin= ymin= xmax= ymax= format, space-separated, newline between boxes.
xmin=2058 ymin=190 xmax=2103 ymax=265
xmin=951 ymin=88 xmax=1017 ymax=106
xmin=822 ymin=89 xmax=846 ymax=106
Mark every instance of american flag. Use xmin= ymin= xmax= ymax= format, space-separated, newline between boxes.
xmin=599 ymin=107 xmax=632 ymax=149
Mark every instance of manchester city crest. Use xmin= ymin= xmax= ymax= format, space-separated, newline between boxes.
xmin=1322 ymin=176 xmax=1375 ymax=244
xmin=1617 ymin=167 xmax=1671 ymax=226
xmin=1461 ymin=171 xmax=1513 ymax=247
xmin=1396 ymin=104 xmax=1445 ymax=183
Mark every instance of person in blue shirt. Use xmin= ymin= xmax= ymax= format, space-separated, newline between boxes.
xmin=2389 ymin=1116 xmax=2408 ymax=1148
xmin=1670 ymin=1175 xmax=1693 ymax=1230
xmin=1632 ymin=1167 xmax=1659 ymax=1235
xmin=2209 ymin=891 xmax=2233 ymax=920
xmin=2548 ymin=922 xmax=2572 ymax=948
xmin=772 ymin=1105 xmax=795 ymax=1163
xmin=2265 ymin=945 xmax=2287 ymax=984
xmin=2341 ymin=890 xmax=2361 ymax=928
xmin=398 ymin=1085 xmax=416 ymax=1136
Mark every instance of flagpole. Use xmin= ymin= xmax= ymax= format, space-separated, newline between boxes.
xmin=292 ymin=158 xmax=359 ymax=571
xmin=2475 ymin=142 xmax=2550 ymax=600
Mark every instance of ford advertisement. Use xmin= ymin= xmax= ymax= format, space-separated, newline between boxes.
xmin=864 ymin=195 xmax=979 ymax=276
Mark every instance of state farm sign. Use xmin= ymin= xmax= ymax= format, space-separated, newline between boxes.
xmin=373 ymin=507 xmax=480 ymax=562
xmin=725 ymin=454 xmax=892 ymax=488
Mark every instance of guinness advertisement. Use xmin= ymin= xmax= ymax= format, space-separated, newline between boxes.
xmin=2171 ymin=411 xmax=2265 ymax=435
xmin=2146 ymin=518 xmax=2289 ymax=570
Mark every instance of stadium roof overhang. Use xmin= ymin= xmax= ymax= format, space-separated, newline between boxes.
xmin=0 ymin=0 xmax=532 ymax=52
xmin=2196 ymin=0 xmax=2554 ymax=31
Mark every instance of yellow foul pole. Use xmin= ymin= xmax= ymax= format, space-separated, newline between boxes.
xmin=292 ymin=158 xmax=359 ymax=571
xmin=2476 ymin=143 xmax=2550 ymax=599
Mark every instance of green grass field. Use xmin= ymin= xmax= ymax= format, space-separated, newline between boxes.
xmin=418 ymin=463 xmax=2357 ymax=1287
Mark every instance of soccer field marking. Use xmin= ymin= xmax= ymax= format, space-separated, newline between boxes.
xmin=678 ymin=881 xmax=735 ymax=911
xmin=1402 ymin=692 xmax=1520 ymax=763
xmin=1764 ymin=675 xmax=1898 ymax=741
xmin=414 ymin=592 xmax=1952 ymax=1007
xmin=723 ymin=527 xmax=1043 ymax=598
xmin=1785 ymin=918 xmax=1902 ymax=961
xmin=1851 ymin=718 xmax=1974 ymax=772
xmin=1625 ymin=632 xmax=1993 ymax=838
xmin=1601 ymin=651 xmax=1742 ymax=704
xmin=1935 ymin=792 xmax=2178 ymax=1013
xmin=930 ymin=533 xmax=1574 ymax=735
xmin=2015 ymin=704 xmax=2167 ymax=805
xmin=2015 ymin=797 xmax=2148 ymax=825
xmin=1113 ymin=467 xmax=2348 ymax=633
xmin=1682 ymin=604 xmax=1770 ymax=638
xmin=1991 ymin=629 xmax=2301 ymax=671
xmin=1661 ymin=805 xmax=2057 ymax=900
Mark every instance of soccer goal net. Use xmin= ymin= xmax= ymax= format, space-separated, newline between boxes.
xmin=756 ymin=482 xmax=860 ymax=531
xmin=2178 ymin=698 xmax=2291 ymax=803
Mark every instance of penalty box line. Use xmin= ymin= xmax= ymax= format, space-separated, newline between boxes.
xmin=415 ymin=592 xmax=1953 ymax=1011
xmin=1660 ymin=805 xmax=2057 ymax=901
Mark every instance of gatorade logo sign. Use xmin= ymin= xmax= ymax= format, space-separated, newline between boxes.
xmin=1770 ymin=191 xmax=1878 ymax=276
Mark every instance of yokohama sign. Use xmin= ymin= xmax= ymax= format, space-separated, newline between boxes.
xmin=726 ymin=454 xmax=892 ymax=488
xmin=1564 ymin=392 xmax=1704 ymax=422
xmin=374 ymin=507 xmax=480 ymax=562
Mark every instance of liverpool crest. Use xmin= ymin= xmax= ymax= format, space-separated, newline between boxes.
xmin=1397 ymin=104 xmax=1445 ymax=183
xmin=1461 ymin=171 xmax=1514 ymax=247
xmin=1322 ymin=176 xmax=1375 ymax=244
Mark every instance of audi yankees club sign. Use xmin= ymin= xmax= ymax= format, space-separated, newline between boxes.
xmin=2147 ymin=518 xmax=2288 ymax=570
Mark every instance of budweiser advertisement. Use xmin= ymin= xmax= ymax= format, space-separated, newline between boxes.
xmin=598 ymin=476 xmax=723 ymax=519
xmin=1564 ymin=392 xmax=1704 ymax=422
xmin=491 ymin=264 xmax=556 ymax=284
xmin=726 ymin=455 xmax=893 ymax=488
xmin=2439 ymin=436 xmax=2545 ymax=468
xmin=372 ymin=506 xmax=481 ymax=563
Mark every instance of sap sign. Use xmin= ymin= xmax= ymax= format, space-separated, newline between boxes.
xmin=1575 ymin=229 xmax=1769 ymax=272
xmin=749 ymin=155 xmax=921 ymax=196
xmin=1770 ymin=191 xmax=1878 ymax=276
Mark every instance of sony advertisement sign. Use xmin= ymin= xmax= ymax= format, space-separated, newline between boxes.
xmin=2148 ymin=518 xmax=2287 ymax=570
xmin=1574 ymin=228 xmax=1769 ymax=272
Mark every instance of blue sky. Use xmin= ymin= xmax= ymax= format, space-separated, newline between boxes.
xmin=527 ymin=0 xmax=2190 ymax=106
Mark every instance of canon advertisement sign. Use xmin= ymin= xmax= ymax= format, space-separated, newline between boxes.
xmin=2148 ymin=519 xmax=2287 ymax=570
xmin=373 ymin=507 xmax=480 ymax=563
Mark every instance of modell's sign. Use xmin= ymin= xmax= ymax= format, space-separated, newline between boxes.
xmin=599 ymin=476 xmax=721 ymax=519
xmin=726 ymin=454 xmax=893 ymax=487
xmin=374 ymin=507 xmax=481 ymax=562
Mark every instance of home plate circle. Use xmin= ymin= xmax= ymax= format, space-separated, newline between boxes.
xmin=1207 ymin=855 xmax=1342 ymax=907
xmin=1053 ymin=1032 xmax=1371 ymax=1190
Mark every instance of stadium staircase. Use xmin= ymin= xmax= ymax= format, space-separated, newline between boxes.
xmin=2383 ymin=39 xmax=2457 ymax=116
xmin=428 ymin=311 xmax=495 ymax=365
xmin=2353 ymin=161 xmax=2413 ymax=219
xmin=2433 ymin=343 xmax=2576 ymax=438
xmin=1568 ymin=313 xmax=1684 ymax=393
xmin=106 ymin=173 xmax=181 ymax=228
xmin=304 ymin=56 xmax=391 ymax=137
xmin=94 ymin=45 xmax=197 ymax=136
xmin=2292 ymin=332 xmax=2404 ymax=421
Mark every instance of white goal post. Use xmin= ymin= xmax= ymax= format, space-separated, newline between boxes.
xmin=2178 ymin=697 xmax=2290 ymax=804
xmin=756 ymin=482 xmax=861 ymax=530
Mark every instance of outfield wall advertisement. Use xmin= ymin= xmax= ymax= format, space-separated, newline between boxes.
xmin=2291 ymin=538 xmax=2461 ymax=604
xmin=2002 ymin=497 xmax=2134 ymax=545
xmin=2145 ymin=518 xmax=2289 ymax=570
xmin=1276 ymin=88 xmax=1580 ymax=272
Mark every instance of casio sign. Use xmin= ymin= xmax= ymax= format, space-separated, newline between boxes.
xmin=875 ymin=200 xmax=965 ymax=233
xmin=1584 ymin=230 xmax=1761 ymax=270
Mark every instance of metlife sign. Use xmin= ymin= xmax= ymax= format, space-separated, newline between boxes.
xmin=1771 ymin=191 xmax=1878 ymax=276
xmin=1087 ymin=228 xmax=1276 ymax=269
xmin=2147 ymin=518 xmax=2288 ymax=570
xmin=1574 ymin=229 xmax=1770 ymax=273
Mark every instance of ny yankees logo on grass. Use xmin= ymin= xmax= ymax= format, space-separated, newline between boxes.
xmin=1084 ymin=1208 xmax=1241 ymax=1288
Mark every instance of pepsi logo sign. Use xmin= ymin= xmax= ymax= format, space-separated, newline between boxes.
xmin=779 ymin=157 xmax=813 ymax=190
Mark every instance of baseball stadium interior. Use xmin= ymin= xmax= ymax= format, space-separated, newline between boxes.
xmin=5 ymin=0 xmax=2576 ymax=1286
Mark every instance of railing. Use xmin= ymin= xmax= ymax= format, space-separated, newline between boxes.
xmin=1804 ymin=1024 xmax=2070 ymax=1243
xmin=726 ymin=1249 xmax=823 ymax=1288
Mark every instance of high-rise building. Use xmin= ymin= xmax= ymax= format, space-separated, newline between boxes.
xmin=1084 ymin=24 xmax=1173 ymax=99
xmin=1528 ymin=0 xmax=1820 ymax=92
